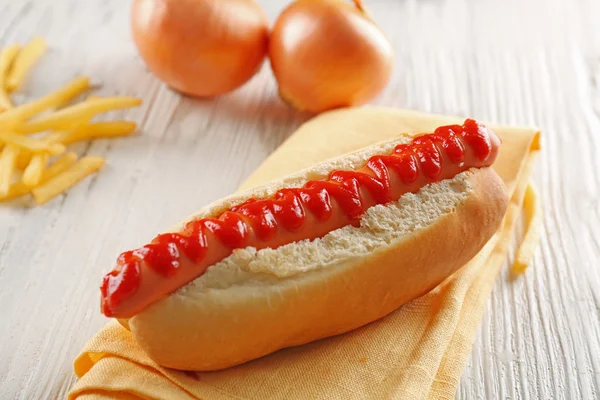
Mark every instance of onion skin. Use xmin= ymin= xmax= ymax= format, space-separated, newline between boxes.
xmin=131 ymin=0 xmax=269 ymax=97
xmin=269 ymin=0 xmax=394 ymax=113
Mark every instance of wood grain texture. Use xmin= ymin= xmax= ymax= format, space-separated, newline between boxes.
xmin=0 ymin=0 xmax=598 ymax=399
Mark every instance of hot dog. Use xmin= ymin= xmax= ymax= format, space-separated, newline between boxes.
xmin=100 ymin=119 xmax=508 ymax=371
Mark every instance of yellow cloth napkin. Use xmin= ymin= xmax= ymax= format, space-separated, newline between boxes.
xmin=69 ymin=108 xmax=540 ymax=400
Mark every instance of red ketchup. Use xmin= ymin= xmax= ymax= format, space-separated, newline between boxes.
xmin=101 ymin=119 xmax=500 ymax=318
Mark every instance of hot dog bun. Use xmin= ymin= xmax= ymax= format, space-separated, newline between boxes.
xmin=122 ymin=136 xmax=508 ymax=371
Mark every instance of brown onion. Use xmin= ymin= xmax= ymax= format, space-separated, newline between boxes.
xmin=269 ymin=0 xmax=394 ymax=113
xmin=131 ymin=0 xmax=269 ymax=97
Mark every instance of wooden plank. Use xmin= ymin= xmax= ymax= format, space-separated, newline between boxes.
xmin=0 ymin=0 xmax=598 ymax=399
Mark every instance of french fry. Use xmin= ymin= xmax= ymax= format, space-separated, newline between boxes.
xmin=41 ymin=115 xmax=92 ymax=144
xmin=43 ymin=131 xmax=67 ymax=144
xmin=6 ymin=37 xmax=47 ymax=92
xmin=84 ymin=121 xmax=137 ymax=136
xmin=21 ymin=131 xmax=74 ymax=182
xmin=0 ymin=181 xmax=29 ymax=201
xmin=0 ymin=76 xmax=90 ymax=127
xmin=512 ymin=184 xmax=542 ymax=274
xmin=54 ymin=121 xmax=137 ymax=144
xmin=0 ymin=44 xmax=21 ymax=111
xmin=32 ymin=156 xmax=104 ymax=205
xmin=22 ymin=153 xmax=48 ymax=187
xmin=44 ymin=130 xmax=77 ymax=144
xmin=15 ymin=151 xmax=33 ymax=170
xmin=0 ymin=144 xmax=19 ymax=196
xmin=15 ymin=96 xmax=142 ymax=134
xmin=0 ymin=131 xmax=65 ymax=155
xmin=42 ymin=152 xmax=78 ymax=177
xmin=0 ymin=152 xmax=77 ymax=201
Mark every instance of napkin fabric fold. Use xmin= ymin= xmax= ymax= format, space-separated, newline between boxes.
xmin=69 ymin=108 xmax=540 ymax=400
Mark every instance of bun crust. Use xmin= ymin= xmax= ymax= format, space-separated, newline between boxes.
xmin=126 ymin=166 xmax=508 ymax=371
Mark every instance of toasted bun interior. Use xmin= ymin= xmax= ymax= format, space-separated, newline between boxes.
xmin=179 ymin=169 xmax=473 ymax=290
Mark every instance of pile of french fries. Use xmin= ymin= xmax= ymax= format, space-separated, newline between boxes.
xmin=0 ymin=37 xmax=142 ymax=205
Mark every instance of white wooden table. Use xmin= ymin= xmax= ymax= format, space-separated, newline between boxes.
xmin=1 ymin=0 xmax=599 ymax=399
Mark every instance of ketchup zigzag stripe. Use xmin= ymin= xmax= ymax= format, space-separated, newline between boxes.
xmin=101 ymin=118 xmax=497 ymax=317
